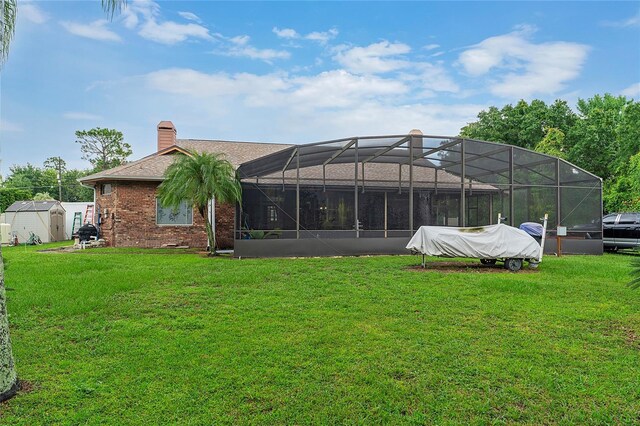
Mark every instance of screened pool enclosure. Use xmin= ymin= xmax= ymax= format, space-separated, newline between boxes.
xmin=235 ymin=133 xmax=602 ymax=257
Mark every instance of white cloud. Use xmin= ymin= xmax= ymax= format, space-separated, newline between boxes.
xmin=334 ymin=41 xmax=412 ymax=74
xmin=0 ymin=119 xmax=23 ymax=132
xmin=621 ymin=82 xmax=640 ymax=98
xmin=221 ymin=46 xmax=291 ymax=62
xmin=423 ymin=44 xmax=440 ymax=50
xmin=61 ymin=20 xmax=121 ymax=42
xmin=178 ymin=11 xmax=201 ymax=23
xmin=305 ymin=28 xmax=338 ymax=44
xmin=601 ymin=13 xmax=640 ymax=28
xmin=273 ymin=26 xmax=338 ymax=44
xmin=138 ymin=19 xmax=212 ymax=44
xmin=144 ymin=68 xmax=406 ymax=110
xmin=120 ymin=0 xmax=211 ymax=45
xmin=289 ymin=70 xmax=407 ymax=109
xmin=63 ymin=112 xmax=103 ymax=121
xmin=145 ymin=68 xmax=290 ymax=99
xmin=19 ymin=2 xmax=48 ymax=24
xmin=457 ymin=26 xmax=589 ymax=98
xmin=230 ymin=35 xmax=250 ymax=45
xmin=400 ymin=62 xmax=460 ymax=96
xmin=273 ymin=27 xmax=300 ymax=39
xmin=127 ymin=67 xmax=482 ymax=141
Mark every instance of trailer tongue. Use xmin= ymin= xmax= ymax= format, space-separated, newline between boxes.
xmin=406 ymin=223 xmax=544 ymax=272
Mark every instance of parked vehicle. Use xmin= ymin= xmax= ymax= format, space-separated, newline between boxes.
xmin=603 ymin=212 xmax=640 ymax=251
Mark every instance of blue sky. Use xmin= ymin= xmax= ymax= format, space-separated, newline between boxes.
xmin=1 ymin=1 xmax=639 ymax=175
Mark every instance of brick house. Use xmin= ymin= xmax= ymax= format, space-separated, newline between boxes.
xmin=80 ymin=122 xmax=602 ymax=256
xmin=79 ymin=121 xmax=290 ymax=249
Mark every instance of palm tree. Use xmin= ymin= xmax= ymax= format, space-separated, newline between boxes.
xmin=158 ymin=152 xmax=242 ymax=255
xmin=0 ymin=246 xmax=18 ymax=402
xmin=0 ymin=0 xmax=126 ymax=402
xmin=1 ymin=0 xmax=126 ymax=66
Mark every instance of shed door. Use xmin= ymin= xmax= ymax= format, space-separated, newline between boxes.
xmin=51 ymin=210 xmax=64 ymax=242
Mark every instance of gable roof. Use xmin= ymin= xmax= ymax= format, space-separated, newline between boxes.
xmin=78 ymin=139 xmax=292 ymax=185
xmin=4 ymin=200 xmax=63 ymax=212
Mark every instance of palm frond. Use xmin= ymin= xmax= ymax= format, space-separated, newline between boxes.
xmin=102 ymin=0 xmax=127 ymax=21
xmin=157 ymin=151 xmax=242 ymax=212
xmin=0 ymin=0 xmax=17 ymax=67
xmin=629 ymin=251 xmax=640 ymax=290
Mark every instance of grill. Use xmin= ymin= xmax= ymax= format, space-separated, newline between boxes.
xmin=77 ymin=224 xmax=98 ymax=242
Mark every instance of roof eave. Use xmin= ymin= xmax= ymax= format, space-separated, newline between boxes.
xmin=78 ymin=175 xmax=165 ymax=185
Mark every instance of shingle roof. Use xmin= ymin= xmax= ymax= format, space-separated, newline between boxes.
xmin=78 ymin=138 xmax=493 ymax=190
xmin=4 ymin=200 xmax=62 ymax=212
xmin=78 ymin=139 xmax=292 ymax=184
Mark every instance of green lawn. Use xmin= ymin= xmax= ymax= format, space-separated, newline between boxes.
xmin=1 ymin=244 xmax=639 ymax=424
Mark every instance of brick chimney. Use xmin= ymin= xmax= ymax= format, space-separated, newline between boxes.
xmin=157 ymin=121 xmax=176 ymax=152
xmin=409 ymin=128 xmax=423 ymax=151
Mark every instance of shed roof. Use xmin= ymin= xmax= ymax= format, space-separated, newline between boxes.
xmin=5 ymin=201 xmax=63 ymax=212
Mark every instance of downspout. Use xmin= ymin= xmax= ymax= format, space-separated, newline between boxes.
xmin=208 ymin=198 xmax=215 ymax=251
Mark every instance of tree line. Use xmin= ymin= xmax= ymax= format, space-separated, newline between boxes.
xmin=459 ymin=94 xmax=640 ymax=213
xmin=0 ymin=127 xmax=132 ymax=212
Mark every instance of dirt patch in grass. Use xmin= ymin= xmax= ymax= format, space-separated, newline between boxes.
xmin=17 ymin=380 xmax=36 ymax=394
xmin=600 ymin=321 xmax=640 ymax=350
xmin=406 ymin=261 xmax=538 ymax=274
xmin=38 ymin=246 xmax=77 ymax=253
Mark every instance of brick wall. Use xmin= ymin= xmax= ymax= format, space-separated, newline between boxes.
xmin=95 ymin=181 xmax=235 ymax=250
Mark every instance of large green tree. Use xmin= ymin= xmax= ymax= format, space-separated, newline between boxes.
xmin=461 ymin=94 xmax=640 ymax=212
xmin=75 ymin=127 xmax=132 ymax=171
xmin=0 ymin=188 xmax=31 ymax=213
xmin=3 ymin=163 xmax=58 ymax=197
xmin=157 ymin=152 xmax=242 ymax=255
xmin=460 ymin=99 xmax=577 ymax=150
xmin=566 ymin=94 xmax=635 ymax=181
xmin=2 ymin=162 xmax=93 ymax=202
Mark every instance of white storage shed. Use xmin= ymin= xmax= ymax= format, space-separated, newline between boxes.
xmin=0 ymin=201 xmax=66 ymax=243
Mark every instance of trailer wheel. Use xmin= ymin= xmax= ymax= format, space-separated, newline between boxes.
xmin=505 ymin=258 xmax=523 ymax=272
xmin=480 ymin=259 xmax=497 ymax=265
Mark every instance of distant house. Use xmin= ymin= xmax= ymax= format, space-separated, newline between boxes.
xmin=0 ymin=201 xmax=66 ymax=243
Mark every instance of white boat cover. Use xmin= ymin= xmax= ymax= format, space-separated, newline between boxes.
xmin=406 ymin=224 xmax=541 ymax=259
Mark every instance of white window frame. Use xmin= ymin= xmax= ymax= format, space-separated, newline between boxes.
xmin=155 ymin=198 xmax=194 ymax=226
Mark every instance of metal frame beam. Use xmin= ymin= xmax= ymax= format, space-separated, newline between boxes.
xmin=460 ymin=139 xmax=466 ymax=227
xmin=322 ymin=139 xmax=357 ymax=166
xmin=402 ymin=138 xmax=462 ymax=165
xmin=282 ymin=148 xmax=298 ymax=190
xmin=362 ymin=136 xmax=410 ymax=163
xmin=354 ymin=140 xmax=359 ymax=238
xmin=296 ymin=149 xmax=300 ymax=239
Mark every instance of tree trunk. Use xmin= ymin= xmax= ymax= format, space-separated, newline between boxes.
xmin=201 ymin=204 xmax=216 ymax=255
xmin=0 ymin=246 xmax=18 ymax=402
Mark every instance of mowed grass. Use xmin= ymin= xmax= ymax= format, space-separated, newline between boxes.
xmin=0 ymin=244 xmax=639 ymax=425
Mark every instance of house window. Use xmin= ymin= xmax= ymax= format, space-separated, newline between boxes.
xmin=156 ymin=199 xmax=193 ymax=225
xmin=101 ymin=184 xmax=112 ymax=195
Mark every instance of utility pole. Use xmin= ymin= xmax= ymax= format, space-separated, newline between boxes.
xmin=44 ymin=156 xmax=66 ymax=202
xmin=57 ymin=166 xmax=62 ymax=202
